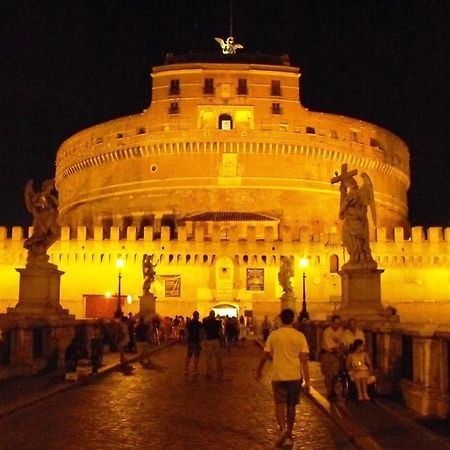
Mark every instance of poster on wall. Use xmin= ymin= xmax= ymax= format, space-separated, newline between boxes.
xmin=246 ymin=268 xmax=264 ymax=291
xmin=161 ymin=275 xmax=181 ymax=297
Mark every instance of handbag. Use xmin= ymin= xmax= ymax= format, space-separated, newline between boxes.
xmin=367 ymin=374 xmax=376 ymax=385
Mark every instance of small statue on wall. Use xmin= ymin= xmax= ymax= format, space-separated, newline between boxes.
xmin=331 ymin=164 xmax=377 ymax=270
xmin=142 ymin=254 xmax=157 ymax=294
xmin=23 ymin=179 xmax=60 ymax=266
xmin=278 ymin=256 xmax=294 ymax=297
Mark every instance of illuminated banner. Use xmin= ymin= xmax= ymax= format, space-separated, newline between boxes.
xmin=161 ymin=275 xmax=181 ymax=297
xmin=246 ymin=268 xmax=264 ymax=291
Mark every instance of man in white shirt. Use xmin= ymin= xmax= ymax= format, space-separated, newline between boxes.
xmin=320 ymin=314 xmax=344 ymax=399
xmin=342 ymin=318 xmax=365 ymax=350
xmin=256 ymin=308 xmax=310 ymax=448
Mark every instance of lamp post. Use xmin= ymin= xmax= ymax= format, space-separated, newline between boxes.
xmin=114 ymin=258 xmax=125 ymax=318
xmin=299 ymin=258 xmax=309 ymax=321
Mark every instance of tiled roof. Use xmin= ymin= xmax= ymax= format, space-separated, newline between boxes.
xmin=183 ymin=211 xmax=278 ymax=222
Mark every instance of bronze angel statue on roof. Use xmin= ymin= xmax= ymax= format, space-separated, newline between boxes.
xmin=214 ymin=36 xmax=243 ymax=54
xmin=23 ymin=179 xmax=60 ymax=266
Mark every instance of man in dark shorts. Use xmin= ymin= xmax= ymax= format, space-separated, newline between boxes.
xmin=184 ymin=311 xmax=203 ymax=376
xmin=202 ymin=310 xmax=224 ymax=379
xmin=256 ymin=308 xmax=310 ymax=448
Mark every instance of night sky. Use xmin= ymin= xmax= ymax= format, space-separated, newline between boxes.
xmin=3 ymin=0 xmax=449 ymax=228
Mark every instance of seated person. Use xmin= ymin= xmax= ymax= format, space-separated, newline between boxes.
xmin=346 ymin=339 xmax=372 ymax=401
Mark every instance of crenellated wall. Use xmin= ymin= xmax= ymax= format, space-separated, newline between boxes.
xmin=0 ymin=225 xmax=448 ymax=323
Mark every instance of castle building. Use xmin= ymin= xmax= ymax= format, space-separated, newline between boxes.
xmin=0 ymin=51 xmax=448 ymax=322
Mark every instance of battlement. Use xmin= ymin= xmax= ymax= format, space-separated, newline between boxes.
xmin=0 ymin=225 xmax=448 ymax=244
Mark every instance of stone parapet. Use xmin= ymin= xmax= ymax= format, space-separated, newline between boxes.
xmin=1 ymin=225 xmax=449 ymax=244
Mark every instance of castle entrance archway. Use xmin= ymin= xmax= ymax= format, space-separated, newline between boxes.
xmin=212 ymin=303 xmax=238 ymax=318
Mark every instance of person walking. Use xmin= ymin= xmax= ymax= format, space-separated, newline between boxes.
xmin=116 ymin=315 xmax=129 ymax=366
xmin=261 ymin=315 xmax=272 ymax=342
xmin=135 ymin=316 xmax=151 ymax=367
xmin=256 ymin=308 xmax=310 ymax=448
xmin=203 ymin=310 xmax=224 ymax=380
xmin=184 ymin=311 xmax=203 ymax=376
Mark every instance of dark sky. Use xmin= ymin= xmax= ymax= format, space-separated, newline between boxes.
xmin=3 ymin=0 xmax=449 ymax=228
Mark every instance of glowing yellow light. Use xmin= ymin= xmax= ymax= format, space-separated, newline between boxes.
xmin=105 ymin=291 xmax=112 ymax=298
xmin=300 ymin=258 xmax=308 ymax=269
xmin=116 ymin=258 xmax=125 ymax=269
xmin=126 ymin=295 xmax=132 ymax=304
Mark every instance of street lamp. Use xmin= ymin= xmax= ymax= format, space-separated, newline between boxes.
xmin=114 ymin=258 xmax=125 ymax=318
xmin=299 ymin=258 xmax=309 ymax=321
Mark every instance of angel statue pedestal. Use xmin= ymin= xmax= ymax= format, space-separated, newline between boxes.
xmin=138 ymin=292 xmax=156 ymax=320
xmin=280 ymin=293 xmax=297 ymax=313
xmin=10 ymin=264 xmax=74 ymax=323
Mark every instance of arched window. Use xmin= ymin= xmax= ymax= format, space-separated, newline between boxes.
xmin=219 ymin=113 xmax=233 ymax=130
xmin=330 ymin=254 xmax=339 ymax=273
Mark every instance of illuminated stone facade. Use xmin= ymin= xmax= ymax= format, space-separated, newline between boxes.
xmin=55 ymin=54 xmax=409 ymax=235
xmin=1 ymin=54 xmax=448 ymax=322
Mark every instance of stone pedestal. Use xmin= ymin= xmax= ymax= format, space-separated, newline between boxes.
xmin=8 ymin=265 xmax=74 ymax=323
xmin=338 ymin=268 xmax=397 ymax=321
xmin=280 ymin=293 xmax=297 ymax=313
xmin=0 ymin=264 xmax=76 ymax=376
xmin=139 ymin=292 xmax=156 ymax=319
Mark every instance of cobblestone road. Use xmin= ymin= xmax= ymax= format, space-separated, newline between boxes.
xmin=0 ymin=342 xmax=356 ymax=450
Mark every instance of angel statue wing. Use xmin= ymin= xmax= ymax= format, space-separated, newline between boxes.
xmin=214 ymin=37 xmax=226 ymax=50
xmin=233 ymin=43 xmax=244 ymax=50
xmin=24 ymin=180 xmax=35 ymax=214
xmin=360 ymin=172 xmax=377 ymax=226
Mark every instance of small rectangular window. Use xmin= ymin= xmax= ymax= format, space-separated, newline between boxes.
xmin=237 ymin=79 xmax=248 ymax=95
xmin=271 ymin=103 xmax=281 ymax=115
xmin=116 ymin=133 xmax=124 ymax=139
xmin=204 ymin=78 xmax=214 ymax=95
xmin=350 ymin=131 xmax=359 ymax=142
xmin=370 ymin=138 xmax=382 ymax=149
xmin=169 ymin=102 xmax=179 ymax=115
xmin=137 ymin=127 xmax=146 ymax=135
xmin=306 ymin=126 xmax=315 ymax=134
xmin=271 ymin=80 xmax=281 ymax=96
xmin=170 ymin=79 xmax=180 ymax=95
